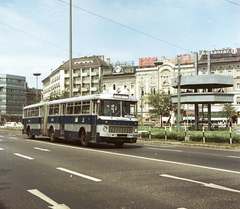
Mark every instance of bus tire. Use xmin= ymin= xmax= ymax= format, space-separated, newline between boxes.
xmin=27 ymin=127 xmax=35 ymax=139
xmin=80 ymin=129 xmax=88 ymax=147
xmin=115 ymin=142 xmax=124 ymax=148
xmin=49 ymin=128 xmax=57 ymax=142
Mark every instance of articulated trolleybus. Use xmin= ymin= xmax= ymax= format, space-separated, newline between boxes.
xmin=22 ymin=93 xmax=138 ymax=147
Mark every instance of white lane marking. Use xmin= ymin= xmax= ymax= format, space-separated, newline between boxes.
xmin=0 ymin=139 xmax=2 ymax=141
xmin=0 ymin=148 xmax=4 ymax=151
xmin=9 ymin=137 xmax=18 ymax=139
xmin=27 ymin=140 xmax=240 ymax=175
xmin=228 ymin=156 xmax=240 ymax=159
xmin=160 ymin=174 xmax=240 ymax=193
xmin=14 ymin=153 xmax=34 ymax=160
xmin=34 ymin=147 xmax=50 ymax=152
xmin=0 ymin=135 xmax=4 ymax=137
xmin=28 ymin=189 xmax=70 ymax=209
xmin=56 ymin=167 xmax=102 ymax=182
xmin=144 ymin=144 xmax=175 ymax=148
xmin=147 ymin=147 xmax=182 ymax=152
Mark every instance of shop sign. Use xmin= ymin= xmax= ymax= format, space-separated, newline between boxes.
xmin=139 ymin=57 xmax=158 ymax=67
xmin=201 ymin=48 xmax=237 ymax=55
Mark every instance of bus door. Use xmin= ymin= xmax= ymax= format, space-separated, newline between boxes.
xmin=91 ymin=100 xmax=97 ymax=142
xmin=60 ymin=104 xmax=66 ymax=137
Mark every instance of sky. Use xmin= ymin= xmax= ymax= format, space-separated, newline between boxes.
xmin=0 ymin=0 xmax=240 ymax=89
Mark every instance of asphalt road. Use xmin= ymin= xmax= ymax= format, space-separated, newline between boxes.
xmin=0 ymin=130 xmax=240 ymax=209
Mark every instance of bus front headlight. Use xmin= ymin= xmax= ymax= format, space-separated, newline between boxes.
xmin=102 ymin=126 xmax=108 ymax=132
xmin=134 ymin=128 xmax=138 ymax=133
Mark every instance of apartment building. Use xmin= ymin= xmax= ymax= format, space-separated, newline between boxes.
xmin=42 ymin=55 xmax=111 ymax=101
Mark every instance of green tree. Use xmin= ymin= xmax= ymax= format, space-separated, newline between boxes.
xmin=31 ymin=97 xmax=41 ymax=104
xmin=220 ymin=103 xmax=236 ymax=122
xmin=60 ymin=89 xmax=69 ymax=99
xmin=146 ymin=89 xmax=174 ymax=127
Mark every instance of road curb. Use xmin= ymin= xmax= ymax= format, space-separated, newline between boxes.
xmin=137 ymin=140 xmax=240 ymax=150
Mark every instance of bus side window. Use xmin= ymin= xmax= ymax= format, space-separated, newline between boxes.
xmin=74 ymin=102 xmax=81 ymax=114
xmin=67 ymin=103 xmax=73 ymax=114
xmin=82 ymin=101 xmax=90 ymax=114
xmin=40 ymin=107 xmax=43 ymax=117
xmin=49 ymin=105 xmax=54 ymax=115
xmin=54 ymin=105 xmax=59 ymax=115
xmin=35 ymin=108 xmax=39 ymax=116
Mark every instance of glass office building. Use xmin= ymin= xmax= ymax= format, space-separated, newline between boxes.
xmin=0 ymin=74 xmax=26 ymax=123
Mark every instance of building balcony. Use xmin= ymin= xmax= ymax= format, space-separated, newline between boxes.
xmin=75 ymin=80 xmax=81 ymax=85
xmin=92 ymin=79 xmax=99 ymax=84
xmin=73 ymin=88 xmax=80 ymax=92
xmin=90 ymin=87 xmax=98 ymax=91
xmin=83 ymin=80 xmax=90 ymax=84
xmin=81 ymin=88 xmax=89 ymax=92
xmin=73 ymin=73 xmax=80 ymax=77
xmin=82 ymin=73 xmax=89 ymax=76
xmin=91 ymin=72 xmax=99 ymax=76
xmin=64 ymin=74 xmax=69 ymax=78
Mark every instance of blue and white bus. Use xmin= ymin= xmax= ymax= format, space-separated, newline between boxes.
xmin=22 ymin=93 xmax=138 ymax=147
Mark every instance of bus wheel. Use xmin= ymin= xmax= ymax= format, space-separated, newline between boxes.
xmin=115 ymin=142 xmax=124 ymax=148
xmin=27 ymin=128 xmax=35 ymax=139
xmin=49 ymin=128 xmax=57 ymax=142
xmin=80 ymin=130 xmax=88 ymax=147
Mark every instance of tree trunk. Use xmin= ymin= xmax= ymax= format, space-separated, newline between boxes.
xmin=160 ymin=115 xmax=162 ymax=127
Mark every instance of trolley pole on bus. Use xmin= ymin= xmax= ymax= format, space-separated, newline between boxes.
xmin=69 ymin=0 xmax=73 ymax=98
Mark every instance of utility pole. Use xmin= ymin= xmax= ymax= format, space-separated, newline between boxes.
xmin=177 ymin=56 xmax=181 ymax=132
xmin=69 ymin=0 xmax=73 ymax=97
xmin=140 ymin=87 xmax=143 ymax=126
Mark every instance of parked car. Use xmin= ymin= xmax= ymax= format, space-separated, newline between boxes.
xmin=4 ymin=122 xmax=22 ymax=128
xmin=4 ymin=122 xmax=17 ymax=127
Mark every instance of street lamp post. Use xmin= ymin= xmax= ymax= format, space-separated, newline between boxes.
xmin=33 ymin=73 xmax=41 ymax=100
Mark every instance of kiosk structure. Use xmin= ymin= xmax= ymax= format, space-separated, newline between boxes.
xmin=171 ymin=52 xmax=234 ymax=131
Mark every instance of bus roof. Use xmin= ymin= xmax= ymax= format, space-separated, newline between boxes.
xmin=23 ymin=93 xmax=137 ymax=110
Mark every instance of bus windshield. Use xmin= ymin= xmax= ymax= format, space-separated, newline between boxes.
xmin=99 ymin=100 xmax=137 ymax=117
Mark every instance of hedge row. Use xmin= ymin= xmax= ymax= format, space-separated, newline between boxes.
xmin=141 ymin=130 xmax=240 ymax=144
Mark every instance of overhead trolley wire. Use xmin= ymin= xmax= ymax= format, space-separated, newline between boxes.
xmin=59 ymin=0 xmax=192 ymax=53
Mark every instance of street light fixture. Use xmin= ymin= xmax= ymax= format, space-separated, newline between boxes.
xmin=33 ymin=73 xmax=41 ymax=100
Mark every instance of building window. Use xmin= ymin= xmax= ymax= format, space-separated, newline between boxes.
xmin=237 ymin=83 xmax=240 ymax=90
xmin=113 ymin=84 xmax=116 ymax=90
xmin=131 ymin=83 xmax=134 ymax=89
xmin=103 ymin=85 xmax=106 ymax=91
xmin=150 ymin=88 xmax=156 ymax=95
xmin=237 ymin=97 xmax=240 ymax=104
xmin=237 ymin=70 xmax=240 ymax=77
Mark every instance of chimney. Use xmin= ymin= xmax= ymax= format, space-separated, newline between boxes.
xmin=101 ymin=55 xmax=104 ymax=61
xmin=208 ymin=51 xmax=211 ymax=75
xmin=106 ymin=58 xmax=110 ymax=66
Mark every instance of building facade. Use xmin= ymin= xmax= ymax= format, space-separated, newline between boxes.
xmin=0 ymin=74 xmax=26 ymax=123
xmin=102 ymin=61 xmax=136 ymax=96
xmin=135 ymin=47 xmax=240 ymax=124
xmin=42 ymin=55 xmax=112 ymax=101
xmin=41 ymin=47 xmax=240 ymax=124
